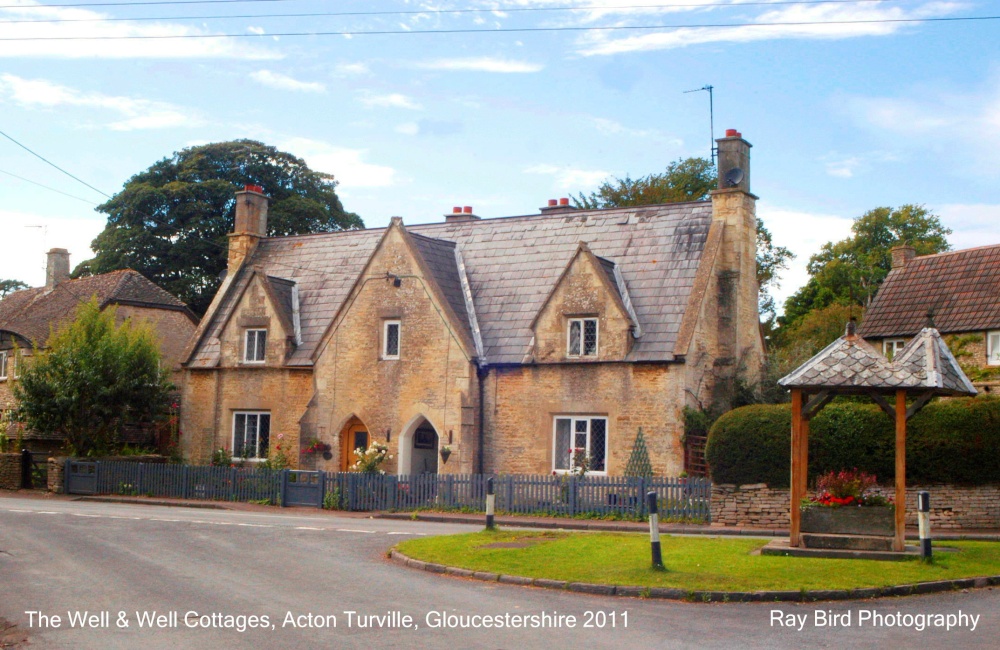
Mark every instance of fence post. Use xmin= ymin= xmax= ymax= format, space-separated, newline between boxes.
xmin=505 ymin=475 xmax=514 ymax=513
xmin=136 ymin=463 xmax=144 ymax=496
xmin=181 ymin=465 xmax=189 ymax=500
xmin=229 ymin=467 xmax=236 ymax=501
xmin=280 ymin=469 xmax=289 ymax=507
xmin=20 ymin=449 xmax=32 ymax=489
xmin=569 ymin=475 xmax=578 ymax=516
xmin=318 ymin=471 xmax=326 ymax=509
xmin=647 ymin=490 xmax=664 ymax=569
xmin=64 ymin=458 xmax=71 ymax=494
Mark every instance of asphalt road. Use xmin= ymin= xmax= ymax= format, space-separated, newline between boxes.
xmin=1 ymin=496 xmax=997 ymax=649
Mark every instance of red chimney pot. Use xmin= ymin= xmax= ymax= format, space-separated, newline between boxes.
xmin=463 ymin=206 xmax=473 ymax=214
xmin=558 ymin=197 xmax=569 ymax=206
xmin=547 ymin=199 xmax=558 ymax=207
xmin=453 ymin=206 xmax=462 ymax=214
xmin=725 ymin=129 xmax=738 ymax=137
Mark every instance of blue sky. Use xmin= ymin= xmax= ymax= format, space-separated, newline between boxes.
xmin=1 ymin=0 xmax=998 ymax=312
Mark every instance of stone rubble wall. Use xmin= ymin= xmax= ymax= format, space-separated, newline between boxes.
xmin=0 ymin=453 xmax=20 ymax=489
xmin=711 ymin=483 xmax=1000 ymax=530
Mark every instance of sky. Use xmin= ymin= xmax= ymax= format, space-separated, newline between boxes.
xmin=0 ymin=0 xmax=998 ymax=314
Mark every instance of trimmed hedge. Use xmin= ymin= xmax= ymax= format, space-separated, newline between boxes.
xmin=705 ymin=397 xmax=1000 ymax=487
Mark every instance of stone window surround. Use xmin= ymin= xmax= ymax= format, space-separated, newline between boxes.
xmin=552 ymin=415 xmax=608 ymax=476
xmin=0 ymin=351 xmax=6 ymax=381
xmin=243 ymin=328 xmax=267 ymax=364
xmin=988 ymin=331 xmax=1000 ymax=366
xmin=232 ymin=411 xmax=271 ymax=461
xmin=882 ymin=338 xmax=905 ymax=359
xmin=567 ymin=317 xmax=599 ymax=358
xmin=383 ymin=319 xmax=401 ymax=360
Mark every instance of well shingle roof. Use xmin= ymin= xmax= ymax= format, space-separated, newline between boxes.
xmin=860 ymin=244 xmax=1000 ymax=337
xmin=0 ymin=269 xmax=191 ymax=346
xmin=189 ymin=202 xmax=713 ymax=366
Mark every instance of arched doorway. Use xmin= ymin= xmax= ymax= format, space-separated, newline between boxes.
xmin=398 ymin=416 xmax=439 ymax=476
xmin=338 ymin=417 xmax=369 ymax=472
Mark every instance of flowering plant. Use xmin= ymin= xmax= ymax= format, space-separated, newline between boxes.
xmin=350 ymin=442 xmax=392 ymax=474
xmin=809 ymin=469 xmax=892 ymax=507
xmin=302 ymin=438 xmax=331 ymax=455
xmin=570 ymin=447 xmax=589 ymax=477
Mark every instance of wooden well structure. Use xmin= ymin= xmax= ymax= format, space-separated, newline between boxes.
xmin=778 ymin=322 xmax=977 ymax=552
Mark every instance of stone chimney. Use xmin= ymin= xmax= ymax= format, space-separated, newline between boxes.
xmin=891 ymin=245 xmax=916 ymax=269
xmin=540 ymin=197 xmax=575 ymax=214
xmin=45 ymin=248 xmax=70 ymax=291
xmin=228 ymin=185 xmax=269 ymax=271
xmin=710 ymin=129 xmax=760 ymax=393
xmin=445 ymin=206 xmax=481 ymax=223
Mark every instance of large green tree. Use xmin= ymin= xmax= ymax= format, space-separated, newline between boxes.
xmin=13 ymin=299 xmax=172 ymax=456
xmin=77 ymin=140 xmax=364 ymax=315
xmin=572 ymin=157 xmax=793 ymax=321
xmin=780 ymin=205 xmax=951 ymax=328
xmin=0 ymin=279 xmax=28 ymax=298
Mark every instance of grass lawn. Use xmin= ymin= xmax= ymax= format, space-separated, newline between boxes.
xmin=395 ymin=531 xmax=1000 ymax=592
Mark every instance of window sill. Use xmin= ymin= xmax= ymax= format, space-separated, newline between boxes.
xmin=241 ymin=361 xmax=267 ymax=366
xmin=551 ymin=470 xmax=608 ymax=477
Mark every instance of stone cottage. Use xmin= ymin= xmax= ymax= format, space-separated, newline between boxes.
xmin=860 ymin=243 xmax=1000 ymax=393
xmin=179 ymin=131 xmax=763 ymax=476
xmin=0 ymin=249 xmax=198 ymax=452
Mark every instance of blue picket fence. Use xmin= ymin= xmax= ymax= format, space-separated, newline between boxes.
xmin=65 ymin=460 xmax=710 ymax=521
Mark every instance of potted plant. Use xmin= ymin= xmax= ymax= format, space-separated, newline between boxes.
xmin=800 ymin=469 xmax=895 ymax=536
xmin=439 ymin=445 xmax=452 ymax=464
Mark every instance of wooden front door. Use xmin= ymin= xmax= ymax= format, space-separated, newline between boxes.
xmin=340 ymin=423 xmax=369 ymax=471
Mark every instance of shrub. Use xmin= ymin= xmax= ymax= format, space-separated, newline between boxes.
xmin=706 ymin=397 xmax=1000 ymax=487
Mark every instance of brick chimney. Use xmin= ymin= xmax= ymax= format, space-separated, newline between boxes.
xmin=891 ymin=245 xmax=916 ymax=269
xmin=228 ymin=185 xmax=269 ymax=271
xmin=45 ymin=248 xmax=70 ymax=291
xmin=540 ymin=197 xmax=574 ymax=214
xmin=445 ymin=205 xmax=480 ymax=223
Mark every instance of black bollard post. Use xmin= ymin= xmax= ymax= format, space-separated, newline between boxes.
xmin=918 ymin=490 xmax=932 ymax=560
xmin=21 ymin=448 xmax=32 ymax=489
xmin=485 ymin=477 xmax=496 ymax=530
xmin=647 ymin=490 xmax=663 ymax=569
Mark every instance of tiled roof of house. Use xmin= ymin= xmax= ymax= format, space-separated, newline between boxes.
xmin=779 ymin=325 xmax=976 ymax=396
xmin=0 ymin=269 xmax=191 ymax=346
xmin=188 ymin=202 xmax=714 ymax=366
xmin=860 ymin=244 xmax=1000 ymax=337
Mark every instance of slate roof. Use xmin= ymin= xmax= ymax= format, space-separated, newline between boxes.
xmin=860 ymin=244 xmax=1000 ymax=337
xmin=188 ymin=202 xmax=714 ymax=367
xmin=0 ymin=269 xmax=192 ymax=347
xmin=779 ymin=325 xmax=976 ymax=396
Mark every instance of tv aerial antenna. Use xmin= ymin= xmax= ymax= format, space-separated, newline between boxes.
xmin=684 ymin=84 xmax=715 ymax=164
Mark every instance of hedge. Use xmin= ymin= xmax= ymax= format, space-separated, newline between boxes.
xmin=705 ymin=397 xmax=1000 ymax=487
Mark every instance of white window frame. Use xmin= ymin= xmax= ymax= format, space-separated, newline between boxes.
xmin=244 ymin=329 xmax=267 ymax=364
xmin=883 ymin=338 xmax=906 ymax=360
xmin=232 ymin=411 xmax=271 ymax=461
xmin=567 ymin=317 xmax=599 ymax=358
xmin=383 ymin=320 xmax=401 ymax=360
xmin=988 ymin=331 xmax=1000 ymax=366
xmin=552 ymin=416 xmax=608 ymax=475
xmin=0 ymin=351 xmax=7 ymax=380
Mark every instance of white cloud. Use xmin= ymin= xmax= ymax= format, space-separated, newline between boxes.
xmin=247 ymin=26 xmax=265 ymax=35
xmin=395 ymin=122 xmax=419 ymax=136
xmin=333 ymin=62 xmax=370 ymax=76
xmin=357 ymin=91 xmax=422 ymax=110
xmin=250 ymin=70 xmax=325 ymax=93
xmin=0 ymin=73 xmax=198 ymax=130
xmin=934 ymin=204 xmax=1000 ymax=251
xmin=758 ymin=206 xmax=855 ymax=307
xmin=0 ymin=2 xmax=279 ymax=59
xmin=524 ymin=164 xmax=609 ymax=191
xmin=281 ymin=137 xmax=396 ymax=188
xmin=414 ymin=57 xmax=543 ymax=73
xmin=577 ymin=3 xmax=963 ymax=56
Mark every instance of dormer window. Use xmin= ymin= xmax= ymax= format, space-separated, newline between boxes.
xmin=244 ymin=329 xmax=267 ymax=364
xmin=568 ymin=318 xmax=598 ymax=357
xmin=883 ymin=338 xmax=905 ymax=360
xmin=383 ymin=320 xmax=401 ymax=359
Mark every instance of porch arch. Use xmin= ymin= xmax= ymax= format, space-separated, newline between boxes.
xmin=397 ymin=414 xmax=440 ymax=476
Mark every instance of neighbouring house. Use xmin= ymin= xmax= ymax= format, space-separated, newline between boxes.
xmin=860 ymin=243 xmax=1000 ymax=394
xmin=179 ymin=131 xmax=763 ymax=476
xmin=0 ymin=249 xmax=199 ymax=453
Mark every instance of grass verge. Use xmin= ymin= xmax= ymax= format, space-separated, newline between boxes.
xmin=395 ymin=531 xmax=1000 ymax=592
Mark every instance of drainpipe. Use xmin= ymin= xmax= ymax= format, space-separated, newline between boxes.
xmin=477 ymin=365 xmax=487 ymax=475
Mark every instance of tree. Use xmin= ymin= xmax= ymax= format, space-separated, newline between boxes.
xmin=77 ymin=140 xmax=364 ymax=315
xmin=573 ymin=157 xmax=716 ymax=208
xmin=0 ymin=279 xmax=28 ymax=298
xmin=13 ymin=299 xmax=172 ymax=456
xmin=780 ymin=205 xmax=951 ymax=328
xmin=572 ymin=157 xmax=793 ymax=321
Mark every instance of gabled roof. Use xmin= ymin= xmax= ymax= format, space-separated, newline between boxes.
xmin=779 ymin=324 xmax=976 ymax=396
xmin=860 ymin=244 xmax=1000 ymax=337
xmin=0 ymin=269 xmax=194 ymax=347
xmin=187 ymin=202 xmax=714 ymax=366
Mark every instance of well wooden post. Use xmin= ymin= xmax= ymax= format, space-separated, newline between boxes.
xmin=894 ymin=389 xmax=907 ymax=552
xmin=790 ymin=388 xmax=803 ymax=547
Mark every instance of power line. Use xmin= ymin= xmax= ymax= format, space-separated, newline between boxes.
xmin=0 ymin=129 xmax=110 ymax=198
xmin=0 ymin=1 xmax=903 ymax=24
xmin=0 ymin=14 xmax=994 ymax=40
xmin=0 ymin=168 xmax=99 ymax=205
xmin=0 ymin=0 xmax=299 ymax=7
